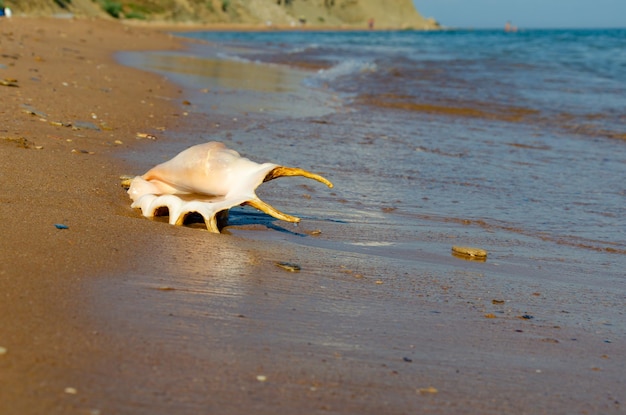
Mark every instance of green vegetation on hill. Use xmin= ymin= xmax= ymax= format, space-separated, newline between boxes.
xmin=3 ymin=0 xmax=439 ymax=29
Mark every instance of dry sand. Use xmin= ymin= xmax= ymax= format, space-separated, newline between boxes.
xmin=1 ymin=17 xmax=623 ymax=415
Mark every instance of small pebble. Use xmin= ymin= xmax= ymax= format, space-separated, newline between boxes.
xmin=417 ymin=386 xmax=438 ymax=394
xmin=64 ymin=387 xmax=78 ymax=394
xmin=451 ymin=246 xmax=488 ymax=261
xmin=256 ymin=375 xmax=267 ymax=382
xmin=54 ymin=224 xmax=69 ymax=230
xmin=136 ymin=132 xmax=157 ymax=140
xmin=71 ymin=149 xmax=95 ymax=155
xmin=276 ymin=262 xmax=301 ymax=272
xmin=0 ymin=346 xmax=7 ymax=355
xmin=0 ymin=78 xmax=18 ymax=87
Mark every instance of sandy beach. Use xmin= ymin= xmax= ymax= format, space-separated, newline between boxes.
xmin=1 ymin=18 xmax=624 ymax=415
xmin=0 ymin=16 xmax=187 ymax=413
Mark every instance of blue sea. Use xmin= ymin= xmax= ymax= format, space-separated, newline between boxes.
xmin=121 ymin=28 xmax=625 ymax=281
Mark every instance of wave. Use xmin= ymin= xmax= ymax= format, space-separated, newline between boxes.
xmin=305 ymin=59 xmax=377 ymax=86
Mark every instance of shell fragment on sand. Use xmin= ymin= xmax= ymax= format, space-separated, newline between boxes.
xmin=451 ymin=246 xmax=488 ymax=261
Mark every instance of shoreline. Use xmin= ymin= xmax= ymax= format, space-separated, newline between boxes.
xmin=1 ymin=17 xmax=624 ymax=415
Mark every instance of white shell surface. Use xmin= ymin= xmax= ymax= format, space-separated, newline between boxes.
xmin=135 ymin=141 xmax=277 ymax=198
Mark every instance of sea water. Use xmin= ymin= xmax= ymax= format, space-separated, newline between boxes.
xmin=119 ymin=28 xmax=625 ymax=288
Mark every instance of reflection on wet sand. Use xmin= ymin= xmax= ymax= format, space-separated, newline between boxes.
xmin=118 ymin=50 xmax=338 ymax=118
xmin=143 ymin=54 xmax=304 ymax=93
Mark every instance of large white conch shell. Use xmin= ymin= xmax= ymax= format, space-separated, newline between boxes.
xmin=127 ymin=141 xmax=333 ymax=233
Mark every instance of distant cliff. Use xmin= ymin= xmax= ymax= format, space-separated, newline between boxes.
xmin=2 ymin=0 xmax=440 ymax=29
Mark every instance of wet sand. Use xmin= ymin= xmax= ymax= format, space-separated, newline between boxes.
xmin=1 ymin=17 xmax=624 ymax=415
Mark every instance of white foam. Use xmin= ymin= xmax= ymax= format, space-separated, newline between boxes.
xmin=315 ymin=59 xmax=377 ymax=82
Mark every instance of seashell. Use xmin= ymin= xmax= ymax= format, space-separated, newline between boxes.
xmin=127 ymin=141 xmax=333 ymax=233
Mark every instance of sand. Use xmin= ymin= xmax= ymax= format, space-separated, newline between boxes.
xmin=0 ymin=16 xmax=186 ymax=413
xmin=1 ymin=17 xmax=623 ymax=415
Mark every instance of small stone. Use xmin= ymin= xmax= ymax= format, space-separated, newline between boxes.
xmin=0 ymin=346 xmax=7 ymax=355
xmin=136 ymin=132 xmax=157 ymax=140
xmin=71 ymin=149 xmax=95 ymax=155
xmin=0 ymin=78 xmax=19 ymax=87
xmin=72 ymin=121 xmax=100 ymax=131
xmin=451 ymin=246 xmax=488 ymax=261
xmin=64 ymin=387 xmax=78 ymax=394
xmin=418 ymin=386 xmax=438 ymax=394
xmin=21 ymin=104 xmax=48 ymax=118
xmin=256 ymin=375 xmax=267 ymax=382
xmin=276 ymin=262 xmax=301 ymax=272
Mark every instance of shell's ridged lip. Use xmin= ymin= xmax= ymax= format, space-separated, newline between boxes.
xmin=132 ymin=192 xmax=246 ymax=233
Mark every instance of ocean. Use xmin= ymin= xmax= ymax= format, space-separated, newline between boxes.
xmin=106 ymin=28 xmax=626 ymax=413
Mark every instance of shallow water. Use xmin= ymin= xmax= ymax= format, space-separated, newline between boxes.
xmin=118 ymin=29 xmax=625 ymax=285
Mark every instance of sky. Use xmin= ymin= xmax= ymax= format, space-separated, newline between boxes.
xmin=414 ymin=0 xmax=626 ymax=29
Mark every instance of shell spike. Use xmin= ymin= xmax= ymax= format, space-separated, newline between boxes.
xmin=244 ymin=198 xmax=301 ymax=223
xmin=264 ymin=166 xmax=334 ymax=188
